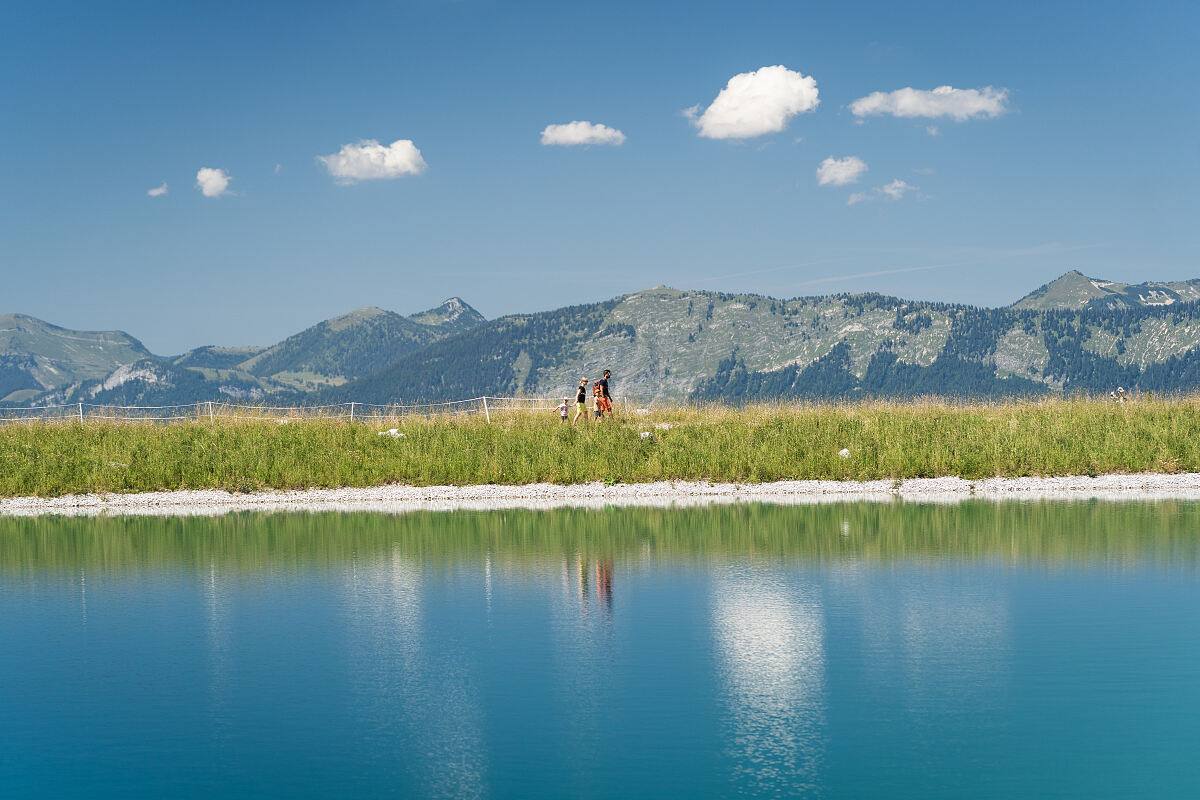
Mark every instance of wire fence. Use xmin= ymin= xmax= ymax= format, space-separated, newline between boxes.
xmin=0 ymin=396 xmax=576 ymax=425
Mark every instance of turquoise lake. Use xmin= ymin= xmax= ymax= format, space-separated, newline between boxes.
xmin=2 ymin=501 xmax=1199 ymax=798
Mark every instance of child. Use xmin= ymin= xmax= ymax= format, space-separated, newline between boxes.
xmin=557 ymin=398 xmax=569 ymax=423
xmin=593 ymin=381 xmax=604 ymax=421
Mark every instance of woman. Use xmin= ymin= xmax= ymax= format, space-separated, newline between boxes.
xmin=572 ymin=378 xmax=588 ymax=426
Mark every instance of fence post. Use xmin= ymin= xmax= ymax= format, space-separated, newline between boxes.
xmin=349 ymin=402 xmax=355 ymax=423
xmin=78 ymin=402 xmax=84 ymax=424
xmin=482 ymin=396 xmax=491 ymax=425
xmin=207 ymin=401 xmax=214 ymax=424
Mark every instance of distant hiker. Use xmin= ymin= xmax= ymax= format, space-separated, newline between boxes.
xmin=573 ymin=378 xmax=588 ymax=426
xmin=598 ymin=369 xmax=614 ymax=418
xmin=558 ymin=397 xmax=569 ymax=422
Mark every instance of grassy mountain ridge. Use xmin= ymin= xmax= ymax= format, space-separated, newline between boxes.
xmin=0 ymin=313 xmax=151 ymax=403
xmin=1013 ymin=269 xmax=1200 ymax=311
xmin=1 ymin=298 xmax=485 ymax=407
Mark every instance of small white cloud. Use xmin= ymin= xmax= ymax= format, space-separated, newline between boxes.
xmin=850 ymin=85 xmax=1009 ymax=121
xmin=847 ymin=178 xmax=923 ymax=206
xmin=690 ymin=65 xmax=819 ymax=140
xmin=925 ymin=125 xmax=939 ymax=136
xmin=880 ymin=179 xmax=916 ymax=199
xmin=817 ymin=156 xmax=868 ymax=186
xmin=317 ymin=139 xmax=427 ymax=184
xmin=147 ymin=182 xmax=168 ymax=197
xmin=195 ymin=168 xmax=231 ymax=197
xmin=274 ymin=163 xmax=282 ymax=174
xmin=540 ymin=120 xmax=626 ymax=147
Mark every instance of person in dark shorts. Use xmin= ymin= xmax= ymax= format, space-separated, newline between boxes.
xmin=597 ymin=370 xmax=614 ymax=418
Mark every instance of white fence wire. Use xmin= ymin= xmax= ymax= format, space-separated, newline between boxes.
xmin=0 ymin=397 xmax=567 ymax=425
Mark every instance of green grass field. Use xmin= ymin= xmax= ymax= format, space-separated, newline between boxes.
xmin=2 ymin=397 xmax=1200 ymax=497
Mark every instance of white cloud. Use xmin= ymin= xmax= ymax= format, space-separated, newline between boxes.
xmin=849 ymin=85 xmax=1009 ymax=121
xmin=274 ymin=163 xmax=282 ymax=174
xmin=147 ymin=182 xmax=168 ymax=197
xmin=690 ymin=65 xmax=820 ymax=139
xmin=195 ymin=168 xmax=231 ymax=197
xmin=540 ymin=120 xmax=626 ymax=146
xmin=816 ymin=156 xmax=867 ymax=186
xmin=317 ymin=139 xmax=427 ymax=183
xmin=925 ymin=126 xmax=939 ymax=136
xmin=847 ymin=178 xmax=923 ymax=206
xmin=880 ymin=179 xmax=916 ymax=199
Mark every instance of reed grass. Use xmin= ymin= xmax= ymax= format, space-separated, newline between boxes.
xmin=3 ymin=396 xmax=1200 ymax=497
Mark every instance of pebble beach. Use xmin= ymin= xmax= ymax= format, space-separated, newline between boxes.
xmin=5 ymin=472 xmax=1200 ymax=517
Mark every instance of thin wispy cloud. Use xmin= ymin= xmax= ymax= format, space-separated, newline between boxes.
xmin=317 ymin=139 xmax=427 ymax=183
xmin=688 ymin=65 xmax=819 ymax=140
xmin=540 ymin=121 xmax=625 ymax=146
xmin=146 ymin=182 xmax=168 ymax=197
xmin=850 ymin=86 xmax=1010 ymax=121
xmin=791 ymin=261 xmax=967 ymax=287
xmin=817 ymin=156 xmax=867 ymax=186
xmin=849 ymin=179 xmax=923 ymax=206
xmin=195 ymin=168 xmax=231 ymax=197
xmin=693 ymin=257 xmax=855 ymax=284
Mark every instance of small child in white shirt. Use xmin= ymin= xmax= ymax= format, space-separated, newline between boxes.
xmin=557 ymin=398 xmax=569 ymax=422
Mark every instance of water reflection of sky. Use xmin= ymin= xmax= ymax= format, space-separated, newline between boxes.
xmin=340 ymin=548 xmax=488 ymax=799
xmin=712 ymin=566 xmax=827 ymax=795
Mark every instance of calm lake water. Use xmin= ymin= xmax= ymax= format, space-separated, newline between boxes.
xmin=3 ymin=501 xmax=1200 ymax=798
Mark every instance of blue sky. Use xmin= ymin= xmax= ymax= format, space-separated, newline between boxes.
xmin=2 ymin=0 xmax=1197 ymax=353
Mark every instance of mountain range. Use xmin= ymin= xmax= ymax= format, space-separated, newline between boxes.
xmin=6 ymin=270 xmax=1200 ymax=407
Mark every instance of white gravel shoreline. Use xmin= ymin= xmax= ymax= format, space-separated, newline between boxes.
xmin=5 ymin=473 xmax=1200 ymax=517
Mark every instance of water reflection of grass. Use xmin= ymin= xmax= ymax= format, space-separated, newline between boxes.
xmin=4 ymin=397 xmax=1200 ymax=497
xmin=3 ymin=501 xmax=1199 ymax=574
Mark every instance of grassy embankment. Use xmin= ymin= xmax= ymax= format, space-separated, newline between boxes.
xmin=3 ymin=397 xmax=1200 ymax=497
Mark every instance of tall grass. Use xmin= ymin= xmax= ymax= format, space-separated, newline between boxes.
xmin=3 ymin=396 xmax=1200 ymax=497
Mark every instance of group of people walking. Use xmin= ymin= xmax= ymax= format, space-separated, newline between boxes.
xmin=558 ymin=370 xmax=614 ymax=425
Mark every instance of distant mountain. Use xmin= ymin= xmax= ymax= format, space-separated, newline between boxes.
xmin=0 ymin=313 xmax=151 ymax=404
xmin=10 ymin=273 xmax=1200 ymax=407
xmin=407 ymin=297 xmax=487 ymax=334
xmin=1013 ymin=269 xmax=1200 ymax=311
xmin=330 ymin=275 xmax=1200 ymax=404
xmin=1 ymin=298 xmax=485 ymax=406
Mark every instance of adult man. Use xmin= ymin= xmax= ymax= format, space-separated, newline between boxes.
xmin=597 ymin=369 xmax=614 ymax=419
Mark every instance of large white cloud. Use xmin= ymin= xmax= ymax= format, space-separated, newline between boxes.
xmin=146 ymin=182 xmax=168 ymax=197
xmin=317 ymin=139 xmax=427 ymax=183
xmin=689 ymin=65 xmax=819 ymax=139
xmin=195 ymin=168 xmax=231 ymax=197
xmin=849 ymin=85 xmax=1009 ymax=121
xmin=540 ymin=121 xmax=625 ymax=146
xmin=816 ymin=156 xmax=867 ymax=186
